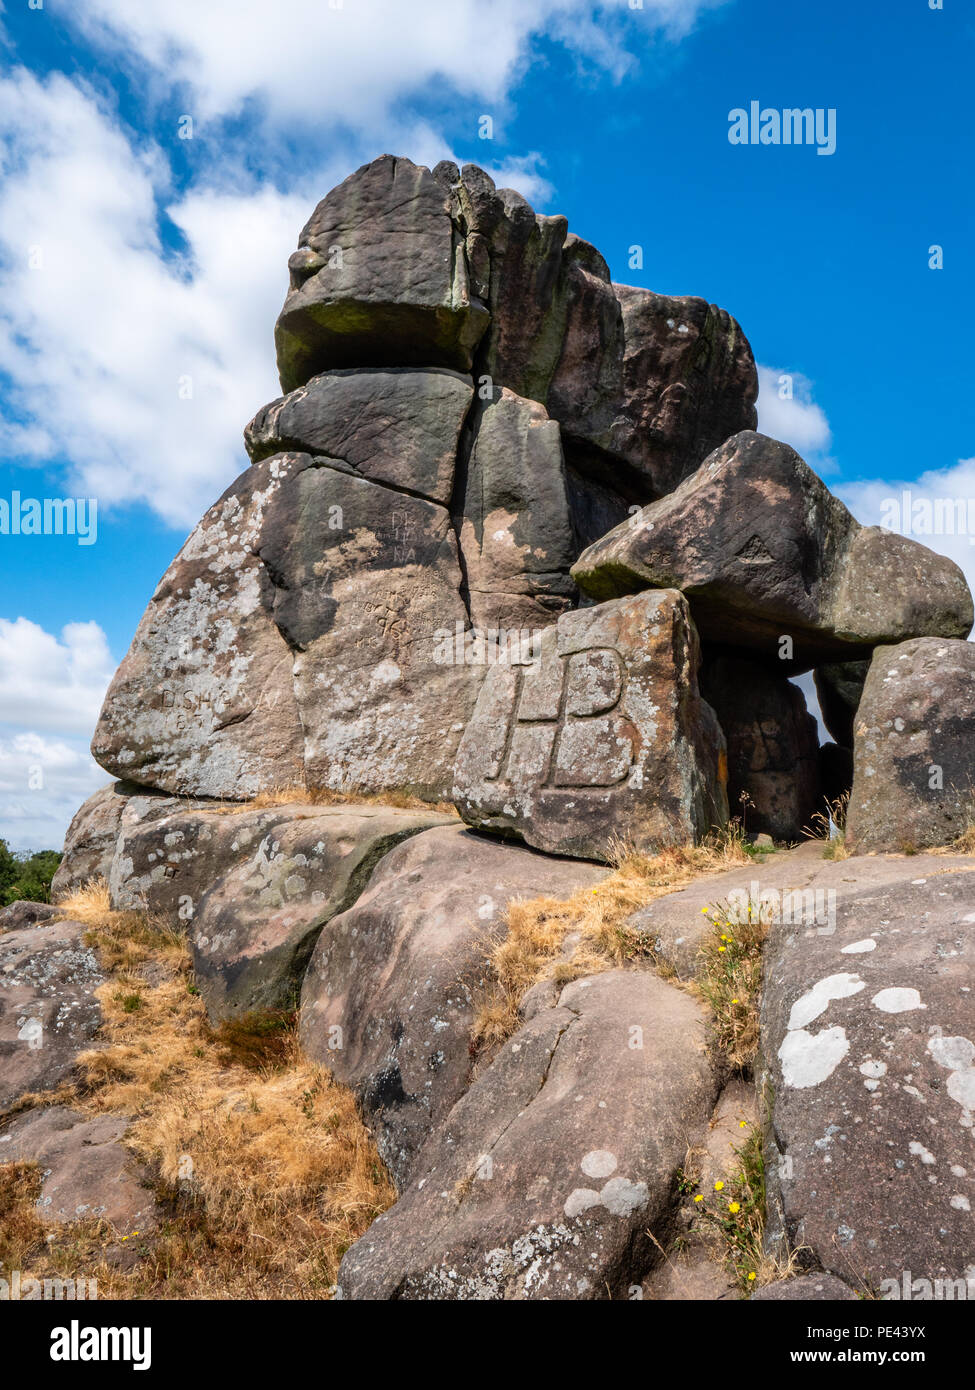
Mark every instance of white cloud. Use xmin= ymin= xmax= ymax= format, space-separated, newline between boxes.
xmin=0 ymin=729 xmax=108 ymax=852
xmin=838 ymin=457 xmax=975 ymax=621
xmin=0 ymin=616 xmax=115 ymax=849
xmin=71 ymin=0 xmax=722 ymax=130
xmin=0 ymin=69 xmax=312 ymax=527
xmin=0 ymin=616 xmax=115 ymax=734
xmin=756 ymin=364 xmax=835 ymax=473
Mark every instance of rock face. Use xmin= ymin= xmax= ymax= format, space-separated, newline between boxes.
xmin=0 ymin=1106 xmax=155 ymax=1232
xmin=760 ymin=860 xmax=975 ymax=1293
xmin=610 ymin=285 xmax=759 ymax=496
xmin=300 ymin=825 xmax=605 ymax=1185
xmin=50 ymin=783 xmax=129 ymax=900
xmin=94 ymin=156 xmax=760 ymax=805
xmin=846 ymin=638 xmax=975 ymax=852
xmin=107 ymin=798 xmax=452 ymax=1017
xmin=337 ymin=969 xmax=718 ymax=1300
xmin=456 ymin=388 xmax=577 ymax=631
xmin=814 ymin=659 xmax=869 ymax=750
xmin=0 ymin=921 xmax=104 ymax=1109
xmin=275 ymin=156 xmax=489 ymax=389
xmin=572 ymin=432 xmax=974 ymax=668
xmin=453 ymin=590 xmax=728 ymax=862
xmin=93 ymin=450 xmax=478 ymax=801
xmin=189 ymin=804 xmax=455 ymax=1020
xmin=700 ymin=653 xmax=821 ymax=841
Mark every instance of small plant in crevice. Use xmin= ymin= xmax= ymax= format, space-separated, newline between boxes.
xmin=694 ymin=895 xmax=773 ymax=1069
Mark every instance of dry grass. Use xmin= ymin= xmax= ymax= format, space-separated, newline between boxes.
xmin=953 ymin=818 xmax=975 ymax=855
xmin=208 ymin=783 xmax=459 ymax=818
xmin=471 ymin=827 xmax=754 ymax=1053
xmin=6 ymin=881 xmax=395 ymax=1299
xmin=804 ymin=791 xmax=851 ymax=861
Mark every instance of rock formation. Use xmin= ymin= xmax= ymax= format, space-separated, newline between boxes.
xmin=7 ymin=155 xmax=975 ymax=1303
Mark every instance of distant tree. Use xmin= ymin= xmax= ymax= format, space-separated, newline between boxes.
xmin=0 ymin=839 xmax=62 ymax=906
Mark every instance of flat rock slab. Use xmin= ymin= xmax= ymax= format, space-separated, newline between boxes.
xmin=571 ymin=431 xmax=973 ymax=669
xmin=0 ymin=921 xmax=104 ymax=1110
xmin=847 ymin=638 xmax=975 ymax=853
xmin=453 ymin=590 xmax=728 ymax=862
xmin=337 ymin=969 xmax=718 ymax=1300
xmin=625 ymin=843 xmax=973 ymax=980
xmin=760 ymin=859 xmax=975 ymax=1292
xmin=300 ymin=824 xmax=605 ymax=1186
xmin=751 ymin=1274 xmax=858 ymax=1302
xmin=0 ymin=1105 xmax=155 ymax=1232
xmin=190 ymin=803 xmax=455 ymax=1020
xmin=244 ymin=367 xmax=473 ymax=505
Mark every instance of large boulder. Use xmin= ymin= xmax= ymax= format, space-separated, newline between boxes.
xmin=453 ymin=590 xmax=728 ymax=862
xmin=0 ymin=921 xmax=104 ymax=1110
xmin=814 ymin=659 xmax=869 ymax=749
xmin=609 ymin=286 xmax=758 ymax=497
xmin=700 ymin=653 xmax=821 ymax=841
xmin=275 ymin=155 xmax=489 ymax=390
xmin=243 ymin=367 xmax=473 ymax=506
xmin=189 ymin=803 xmax=455 ymax=1020
xmin=276 ymin=156 xmax=758 ymax=501
xmin=760 ymin=861 xmax=975 ymax=1293
xmin=93 ymin=449 xmax=480 ymax=801
xmin=300 ymin=824 xmax=605 ymax=1185
xmin=571 ymin=432 xmax=974 ymax=669
xmin=337 ymin=969 xmax=719 ymax=1300
xmin=847 ymin=638 xmax=975 ymax=852
xmin=91 ymin=453 xmax=308 ymax=799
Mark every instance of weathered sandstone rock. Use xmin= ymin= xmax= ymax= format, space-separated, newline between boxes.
xmin=0 ymin=1106 xmax=155 ymax=1232
xmin=456 ymin=388 xmax=577 ymax=631
xmin=0 ymin=921 xmax=104 ymax=1109
xmin=572 ymin=432 xmax=974 ymax=668
xmin=275 ymin=155 xmax=489 ymax=390
xmin=50 ymin=783 xmax=129 ymax=900
xmin=453 ymin=590 xmax=728 ymax=862
xmin=244 ymin=367 xmax=473 ymax=506
xmin=760 ymin=862 xmax=975 ymax=1291
xmin=93 ymin=450 xmax=480 ymax=801
xmin=609 ymin=285 xmax=758 ymax=496
xmin=847 ymin=637 xmax=975 ymax=852
xmin=814 ymin=659 xmax=869 ymax=749
xmin=189 ymin=803 xmax=454 ymax=1020
xmin=300 ymin=824 xmax=605 ymax=1185
xmin=337 ymin=969 xmax=718 ymax=1300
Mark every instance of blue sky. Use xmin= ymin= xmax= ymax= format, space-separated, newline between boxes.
xmin=0 ymin=0 xmax=971 ymax=847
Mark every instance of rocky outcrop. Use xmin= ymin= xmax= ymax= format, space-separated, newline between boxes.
xmin=0 ymin=921 xmax=104 ymax=1110
xmin=760 ymin=857 xmax=975 ymax=1293
xmin=189 ymin=803 xmax=455 ymax=1020
xmin=337 ymin=969 xmax=718 ymax=1300
xmin=572 ymin=432 xmax=974 ymax=668
xmin=453 ymin=590 xmax=728 ymax=862
xmin=846 ymin=637 xmax=975 ymax=852
xmin=108 ymin=799 xmax=453 ymax=1017
xmin=700 ymin=653 xmax=821 ymax=841
xmin=300 ymin=824 xmax=605 ymax=1185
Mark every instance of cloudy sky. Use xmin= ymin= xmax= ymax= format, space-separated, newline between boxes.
xmin=0 ymin=0 xmax=971 ymax=848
